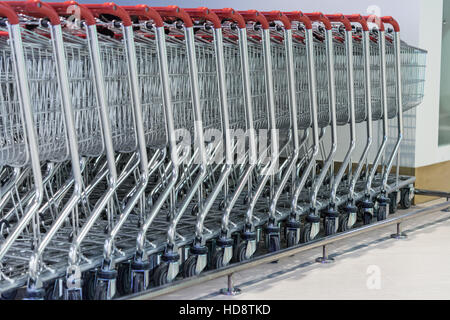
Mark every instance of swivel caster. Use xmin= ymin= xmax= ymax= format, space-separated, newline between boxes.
xmin=362 ymin=209 xmax=373 ymax=225
xmin=300 ymin=223 xmax=312 ymax=243
xmin=268 ymin=234 xmax=281 ymax=253
xmin=1 ymin=289 xmax=17 ymax=300
xmin=117 ymin=263 xmax=132 ymax=296
xmin=153 ymin=263 xmax=169 ymax=286
xmin=324 ymin=217 xmax=338 ymax=237
xmin=389 ymin=192 xmax=399 ymax=214
xmin=339 ymin=213 xmax=350 ymax=232
xmin=401 ymin=188 xmax=413 ymax=209
xmin=286 ymin=229 xmax=299 ymax=248
xmin=213 ymin=239 xmax=233 ymax=269
xmin=377 ymin=205 xmax=388 ymax=221
xmin=94 ymin=269 xmax=117 ymax=300
xmin=82 ymin=271 xmax=96 ymax=300
xmin=182 ymin=255 xmax=198 ymax=278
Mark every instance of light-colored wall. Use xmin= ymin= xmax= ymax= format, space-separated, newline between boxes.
xmin=415 ymin=0 xmax=444 ymax=167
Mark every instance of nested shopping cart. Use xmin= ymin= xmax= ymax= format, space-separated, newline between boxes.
xmin=0 ymin=0 xmax=427 ymax=300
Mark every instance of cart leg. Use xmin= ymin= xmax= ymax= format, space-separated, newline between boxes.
xmin=390 ymin=223 xmax=408 ymax=240
xmin=220 ymin=273 xmax=241 ymax=296
xmin=316 ymin=245 xmax=335 ymax=264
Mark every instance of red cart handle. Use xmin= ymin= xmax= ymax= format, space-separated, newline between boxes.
xmin=121 ymin=5 xmax=163 ymax=28
xmin=381 ymin=16 xmax=400 ymax=32
xmin=325 ymin=14 xmax=352 ymax=31
xmin=211 ymin=8 xmax=245 ymax=29
xmin=283 ymin=11 xmax=312 ymax=30
xmin=261 ymin=11 xmax=291 ymax=30
xmin=84 ymin=2 xmax=132 ymax=27
xmin=238 ymin=10 xmax=269 ymax=30
xmin=304 ymin=12 xmax=332 ymax=30
xmin=5 ymin=0 xmax=60 ymax=25
xmin=363 ymin=15 xmax=385 ymax=32
xmin=345 ymin=14 xmax=368 ymax=31
xmin=184 ymin=7 xmax=221 ymax=29
xmin=0 ymin=2 xmax=20 ymax=25
xmin=152 ymin=6 xmax=193 ymax=28
xmin=47 ymin=1 xmax=95 ymax=26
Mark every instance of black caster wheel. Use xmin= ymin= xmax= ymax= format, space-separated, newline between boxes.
xmin=131 ymin=272 xmax=146 ymax=293
xmin=44 ymin=281 xmax=60 ymax=300
xmin=212 ymin=250 xmax=225 ymax=270
xmin=389 ymin=193 xmax=398 ymax=214
xmin=1 ymin=289 xmax=17 ymax=300
xmin=153 ymin=263 xmax=169 ymax=287
xmin=324 ymin=218 xmax=336 ymax=237
xmin=401 ymin=189 xmax=412 ymax=209
xmin=66 ymin=289 xmax=82 ymax=300
xmin=182 ymin=255 xmax=198 ymax=278
xmin=82 ymin=271 xmax=96 ymax=300
xmin=286 ymin=230 xmax=298 ymax=248
xmin=93 ymin=280 xmax=108 ymax=300
xmin=339 ymin=213 xmax=350 ymax=232
xmin=377 ymin=206 xmax=387 ymax=221
xmin=363 ymin=211 xmax=372 ymax=225
xmin=300 ymin=223 xmax=312 ymax=244
xmin=268 ymin=235 xmax=280 ymax=253
xmin=117 ymin=264 xmax=132 ymax=296
xmin=235 ymin=242 xmax=250 ymax=263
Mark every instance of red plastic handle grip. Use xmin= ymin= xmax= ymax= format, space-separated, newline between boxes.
xmin=121 ymin=5 xmax=163 ymax=28
xmin=304 ymin=12 xmax=332 ymax=30
xmin=363 ymin=15 xmax=385 ymax=32
xmin=84 ymin=3 xmax=132 ymax=27
xmin=47 ymin=1 xmax=96 ymax=26
xmin=381 ymin=16 xmax=400 ymax=32
xmin=5 ymin=0 xmax=61 ymax=25
xmin=0 ymin=2 xmax=20 ymax=25
xmin=184 ymin=7 xmax=221 ymax=29
xmin=152 ymin=6 xmax=193 ymax=28
xmin=211 ymin=8 xmax=245 ymax=29
xmin=325 ymin=14 xmax=352 ymax=31
xmin=283 ymin=11 xmax=312 ymax=30
xmin=261 ymin=11 xmax=291 ymax=30
xmin=238 ymin=10 xmax=269 ymax=30
xmin=345 ymin=14 xmax=368 ymax=31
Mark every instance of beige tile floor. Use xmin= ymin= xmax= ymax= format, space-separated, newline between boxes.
xmin=154 ymin=200 xmax=450 ymax=300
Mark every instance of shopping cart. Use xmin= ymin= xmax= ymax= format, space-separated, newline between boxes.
xmin=0 ymin=1 xmax=428 ymax=300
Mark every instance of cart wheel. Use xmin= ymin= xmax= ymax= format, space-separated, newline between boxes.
xmin=300 ymin=223 xmax=312 ymax=244
xmin=324 ymin=218 xmax=336 ymax=237
xmin=339 ymin=213 xmax=350 ymax=232
xmin=44 ymin=281 xmax=59 ymax=300
xmin=93 ymin=280 xmax=108 ymax=300
xmin=401 ymin=189 xmax=412 ymax=209
xmin=1 ymin=289 xmax=17 ymax=300
xmin=235 ymin=242 xmax=250 ymax=262
xmin=82 ymin=271 xmax=96 ymax=300
xmin=117 ymin=264 xmax=132 ymax=296
xmin=286 ymin=230 xmax=297 ymax=248
xmin=377 ymin=206 xmax=387 ymax=221
xmin=66 ymin=289 xmax=82 ymax=301
xmin=212 ymin=250 xmax=225 ymax=269
xmin=183 ymin=255 xmax=198 ymax=278
xmin=389 ymin=193 xmax=398 ymax=214
xmin=268 ymin=235 xmax=281 ymax=253
xmin=153 ymin=263 xmax=169 ymax=287
xmin=131 ymin=272 xmax=146 ymax=293
xmin=363 ymin=211 xmax=372 ymax=225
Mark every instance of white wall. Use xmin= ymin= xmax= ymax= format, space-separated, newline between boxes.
xmin=415 ymin=0 xmax=444 ymax=167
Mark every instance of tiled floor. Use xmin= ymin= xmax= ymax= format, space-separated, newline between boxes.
xmin=155 ymin=200 xmax=450 ymax=300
